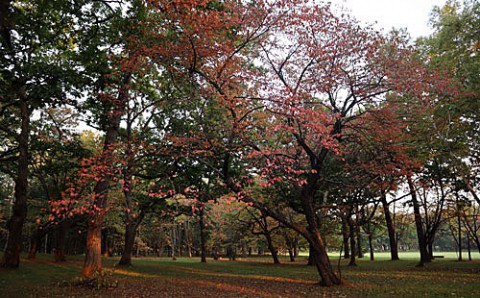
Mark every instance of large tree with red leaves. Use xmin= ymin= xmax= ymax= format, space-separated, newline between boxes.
xmin=138 ymin=0 xmax=460 ymax=286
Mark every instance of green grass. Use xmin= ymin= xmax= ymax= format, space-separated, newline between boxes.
xmin=1 ymin=253 xmax=479 ymax=297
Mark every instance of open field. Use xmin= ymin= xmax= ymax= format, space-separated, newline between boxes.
xmin=1 ymin=253 xmax=480 ymax=297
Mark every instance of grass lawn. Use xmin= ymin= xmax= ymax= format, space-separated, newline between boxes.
xmin=0 ymin=252 xmax=479 ymax=297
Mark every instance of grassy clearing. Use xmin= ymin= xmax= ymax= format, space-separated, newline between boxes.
xmin=0 ymin=253 xmax=479 ymax=297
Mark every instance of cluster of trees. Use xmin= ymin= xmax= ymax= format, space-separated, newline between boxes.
xmin=1 ymin=0 xmax=478 ymax=287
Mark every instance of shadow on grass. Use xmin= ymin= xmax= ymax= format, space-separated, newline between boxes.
xmin=1 ymin=254 xmax=480 ymax=297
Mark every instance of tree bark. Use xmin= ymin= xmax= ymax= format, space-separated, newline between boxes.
xmin=81 ymin=74 xmax=131 ymax=277
xmin=1 ymin=92 xmax=30 ymax=268
xmin=119 ymin=224 xmax=136 ymax=266
xmin=287 ymin=247 xmax=295 ymax=262
xmin=199 ymin=207 xmax=207 ymax=263
xmin=407 ymin=176 xmax=430 ymax=266
xmin=356 ymin=231 xmax=363 ymax=259
xmin=457 ymin=210 xmax=462 ymax=261
xmin=265 ymin=232 xmax=280 ymax=264
xmin=368 ymin=232 xmax=374 ymax=261
xmin=28 ymin=225 xmax=48 ymax=259
xmin=54 ymin=221 xmax=68 ymax=262
xmin=301 ymin=188 xmax=341 ymax=286
xmin=81 ymin=220 xmax=103 ymax=277
xmin=341 ymin=215 xmax=350 ymax=259
xmin=225 ymin=176 xmax=340 ymax=285
xmin=348 ymin=219 xmax=356 ymax=267
xmin=380 ymin=191 xmax=399 ymax=260
xmin=307 ymin=243 xmax=314 ymax=266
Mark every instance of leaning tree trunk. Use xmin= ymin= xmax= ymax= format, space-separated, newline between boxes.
xmin=302 ymin=189 xmax=341 ymax=286
xmin=380 ymin=191 xmax=399 ymax=260
xmin=407 ymin=176 xmax=430 ymax=266
xmin=307 ymin=244 xmax=314 ymax=266
xmin=265 ymin=232 xmax=280 ymax=264
xmin=1 ymin=93 xmax=30 ymax=268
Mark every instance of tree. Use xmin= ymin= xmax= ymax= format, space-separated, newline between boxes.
xmin=29 ymin=108 xmax=87 ymax=261
xmin=0 ymin=0 xmax=87 ymax=268
xmin=247 ymin=2 xmax=458 ymax=284
xmin=419 ymin=0 xmax=480 ymax=205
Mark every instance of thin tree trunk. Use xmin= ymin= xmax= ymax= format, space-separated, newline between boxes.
xmin=467 ymin=238 xmax=472 ymax=261
xmin=348 ymin=219 xmax=357 ymax=267
xmin=368 ymin=232 xmax=374 ymax=261
xmin=199 ymin=207 xmax=207 ymax=263
xmin=341 ymin=215 xmax=350 ymax=259
xmin=241 ymin=240 xmax=247 ymax=258
xmin=265 ymin=233 xmax=280 ymax=264
xmin=288 ymin=247 xmax=295 ymax=262
xmin=357 ymin=231 xmax=363 ymax=258
xmin=54 ymin=221 xmax=68 ymax=262
xmin=1 ymin=92 xmax=30 ymax=268
xmin=381 ymin=192 xmax=399 ymax=260
xmin=407 ymin=176 xmax=429 ymax=266
xmin=458 ymin=211 xmax=462 ymax=261
xmin=293 ymin=239 xmax=299 ymax=258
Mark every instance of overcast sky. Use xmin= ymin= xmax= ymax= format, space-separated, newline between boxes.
xmin=329 ymin=0 xmax=448 ymax=39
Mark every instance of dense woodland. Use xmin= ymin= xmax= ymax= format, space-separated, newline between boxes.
xmin=0 ymin=0 xmax=479 ymax=288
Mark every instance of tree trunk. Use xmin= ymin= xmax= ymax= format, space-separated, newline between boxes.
xmin=81 ymin=220 xmax=103 ymax=277
xmin=293 ymin=239 xmax=299 ymax=258
xmin=356 ymin=231 xmax=363 ymax=258
xmin=119 ymin=224 xmax=136 ymax=266
xmin=288 ymin=247 xmax=295 ymax=262
xmin=307 ymin=244 xmax=314 ymax=266
xmin=265 ymin=233 xmax=280 ymax=264
xmin=1 ymin=93 xmax=30 ymax=268
xmin=381 ymin=192 xmax=399 ymax=260
xmin=54 ymin=221 xmax=68 ymax=262
xmin=80 ymin=73 xmax=131 ymax=277
xmin=199 ymin=208 xmax=207 ymax=263
xmin=81 ymin=144 xmax=115 ymax=276
xmin=467 ymin=238 xmax=472 ymax=261
xmin=302 ymin=189 xmax=341 ymax=286
xmin=368 ymin=232 xmax=374 ymax=261
xmin=241 ymin=240 xmax=247 ymax=258
xmin=407 ymin=176 xmax=430 ymax=266
xmin=457 ymin=210 xmax=462 ymax=261
xmin=341 ymin=215 xmax=350 ymax=259
xmin=28 ymin=225 xmax=48 ymax=259
xmin=348 ymin=219 xmax=357 ymax=266
xmin=427 ymin=241 xmax=434 ymax=261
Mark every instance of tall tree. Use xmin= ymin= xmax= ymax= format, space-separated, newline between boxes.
xmin=0 ymin=0 xmax=87 ymax=268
